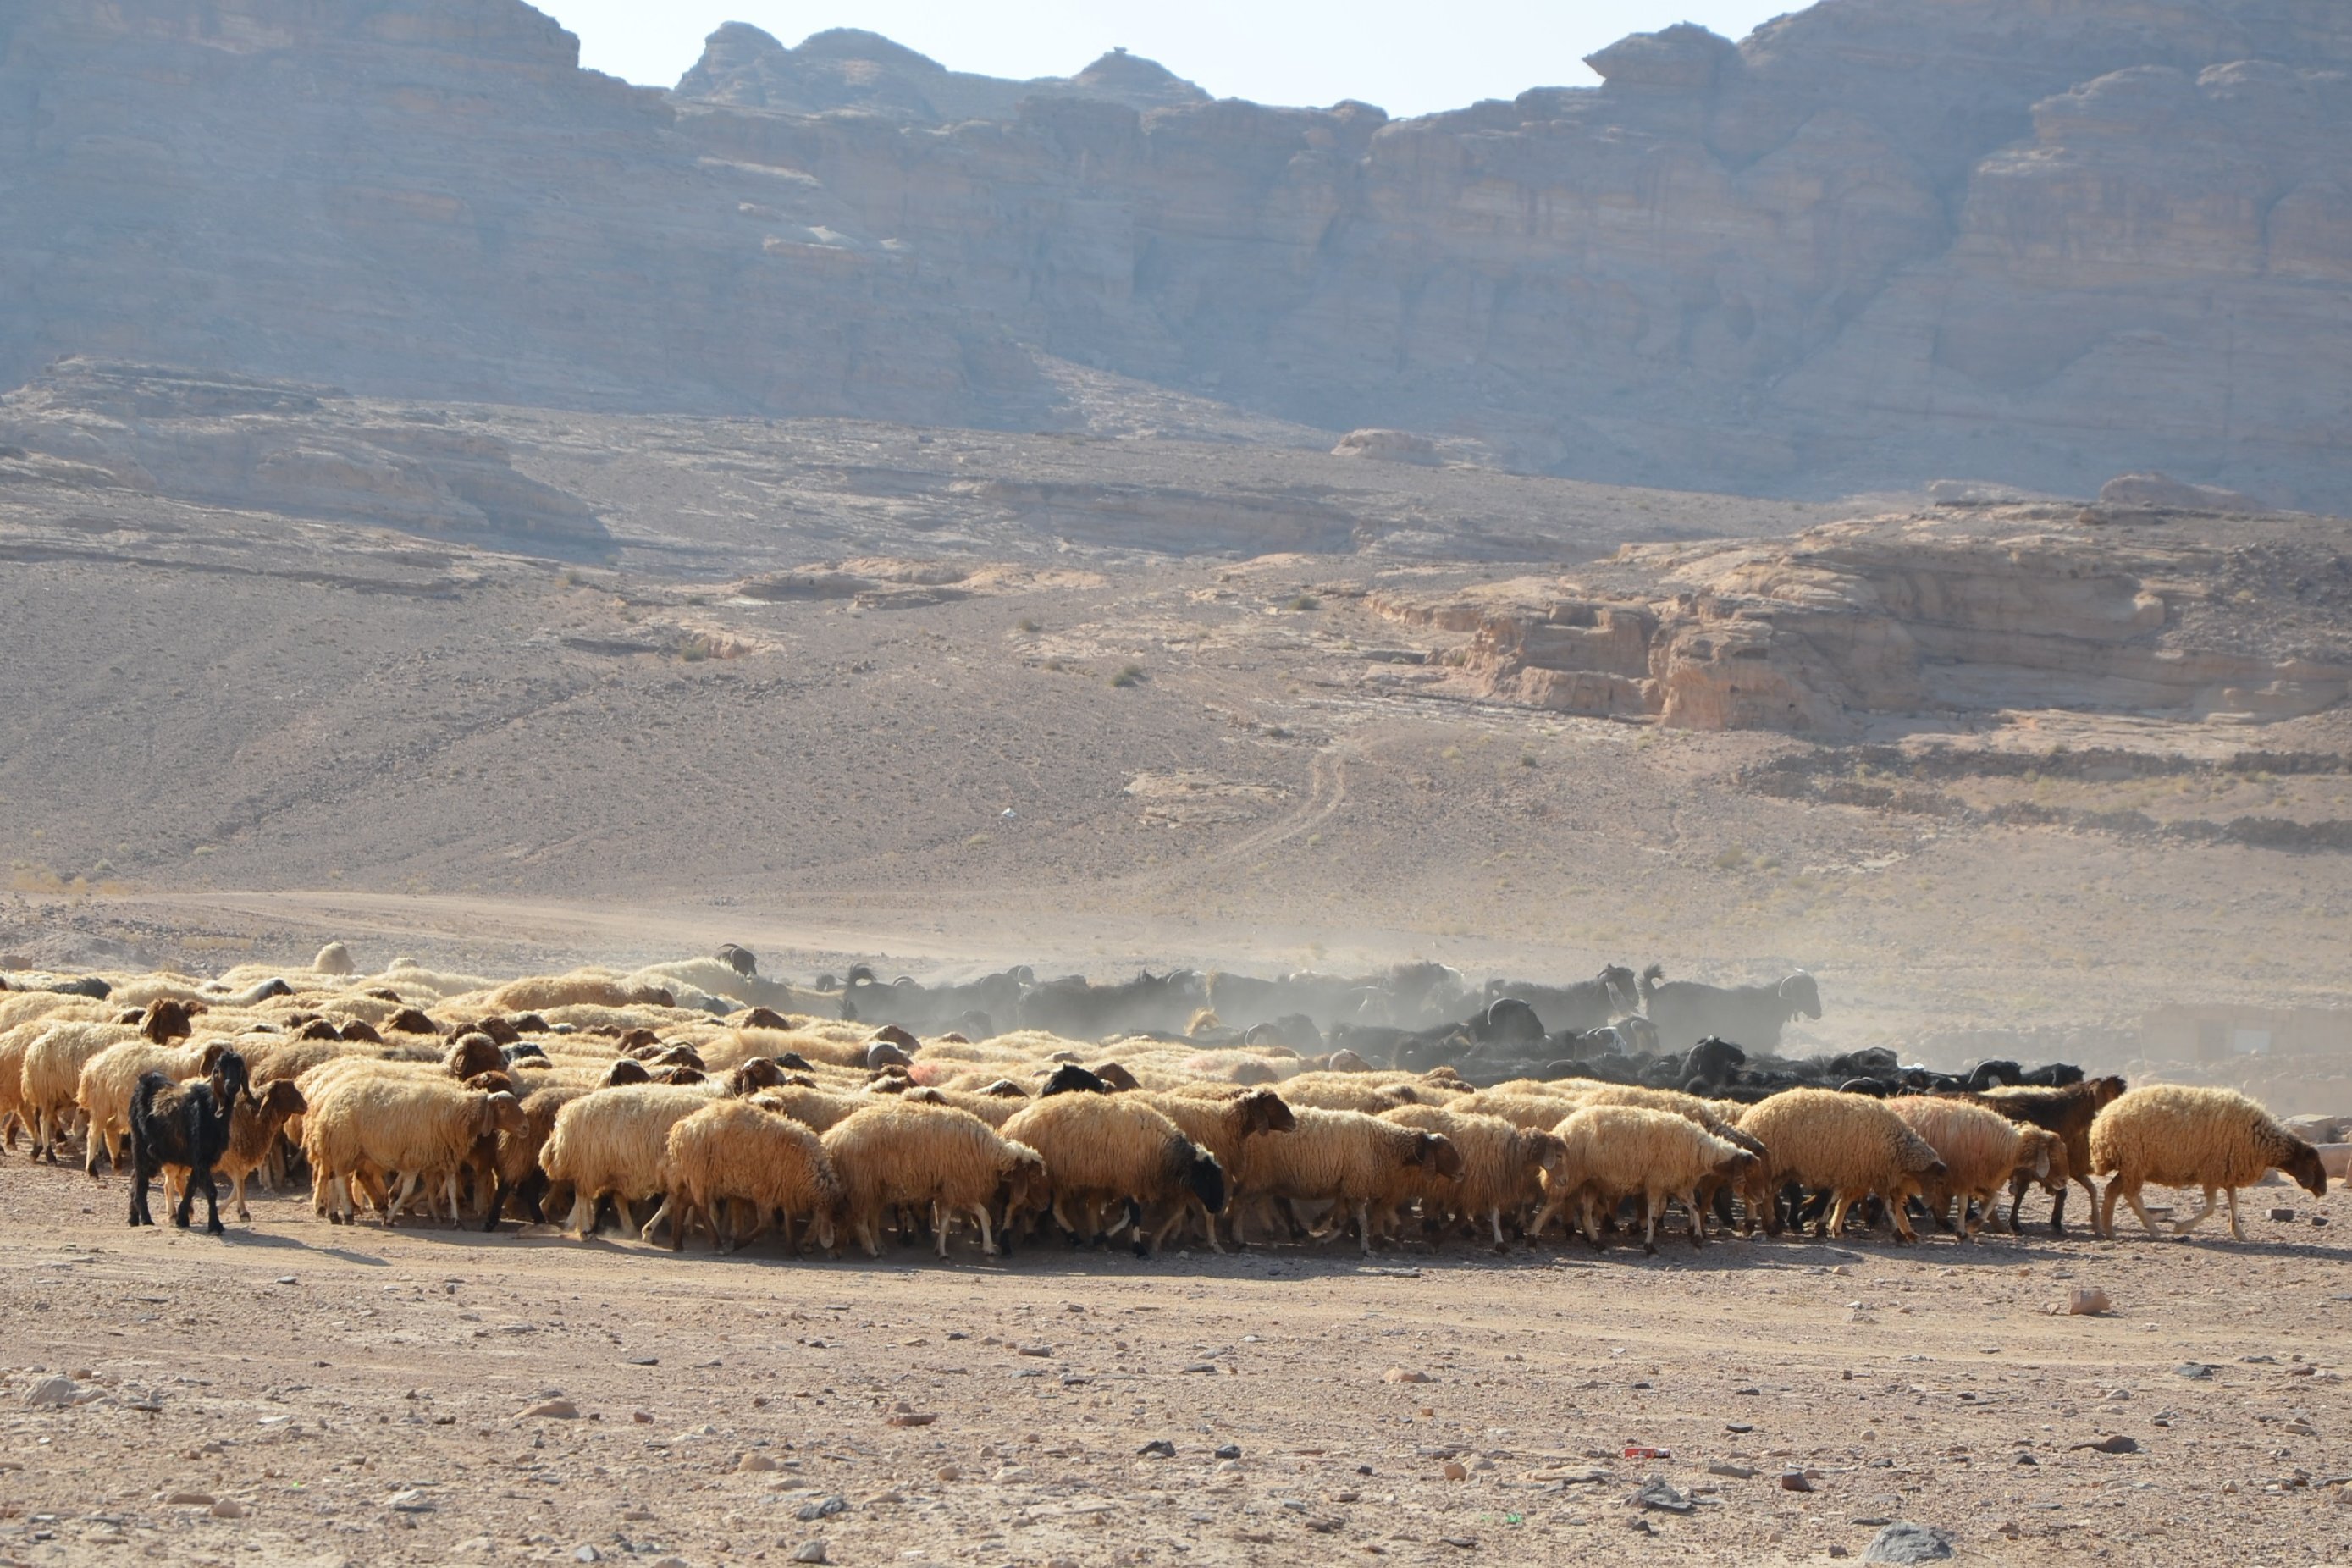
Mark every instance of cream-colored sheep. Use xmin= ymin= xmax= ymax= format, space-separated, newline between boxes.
xmin=0 ymin=989 xmax=113 ymax=1035
xmin=1888 ymin=1096 xmax=2052 ymax=1240
xmin=312 ymin=941 xmax=356 ymax=976
xmin=1735 ymin=1088 xmax=1948 ymax=1243
xmin=1270 ymin=1073 xmax=1422 ymax=1115
xmin=1378 ymin=1103 xmax=1565 ymax=1250
xmin=19 ymin=1019 xmax=143 ymax=1160
xmin=1452 ymin=1087 xmax=1586 ymax=1130
xmin=2090 ymin=1085 xmax=2327 ymax=1241
xmin=1001 ymin=1093 xmax=1227 ymax=1255
xmin=820 ymin=1101 xmax=1047 ymax=1259
xmin=1137 ymin=1086 xmax=1297 ymax=1251
xmin=744 ymin=1084 xmax=869 ymax=1134
xmin=1229 ymin=1107 xmax=1460 ymax=1256
xmin=539 ymin=1084 xmax=721 ymax=1239
xmin=1561 ymin=1083 xmax=1773 ymax=1228
xmin=302 ymin=1074 xmax=524 ymax=1226
xmin=75 ymin=1037 xmax=229 ymax=1175
xmin=0 ymin=1012 xmax=107 ymax=1149
xmin=483 ymin=970 xmax=676 ymax=1015
xmin=1539 ymin=1104 xmax=1755 ymax=1252
xmin=648 ymin=1097 xmax=843 ymax=1254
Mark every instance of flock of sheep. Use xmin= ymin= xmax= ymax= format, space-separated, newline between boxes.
xmin=0 ymin=946 xmax=2329 ymax=1257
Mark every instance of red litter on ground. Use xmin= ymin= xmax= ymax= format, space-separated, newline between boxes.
xmin=1623 ymin=1446 xmax=1672 ymax=1460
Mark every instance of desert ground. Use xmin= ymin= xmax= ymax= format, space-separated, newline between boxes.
xmin=4 ymin=1157 xmax=2350 ymax=1568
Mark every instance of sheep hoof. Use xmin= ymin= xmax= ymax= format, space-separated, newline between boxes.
xmin=1642 ymin=1242 xmax=1658 ymax=1256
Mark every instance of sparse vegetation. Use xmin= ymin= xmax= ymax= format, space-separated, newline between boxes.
xmin=1110 ymin=662 xmax=1145 ymax=687
xmin=1016 ymin=616 xmax=1041 ymax=633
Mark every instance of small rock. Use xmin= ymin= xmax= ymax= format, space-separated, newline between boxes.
xmin=208 ymin=1499 xmax=248 ymax=1520
xmin=1829 ymin=1549 xmax=1850 ymax=1560
xmin=2014 ymin=1452 xmax=2038 ymax=1466
xmin=2268 ymin=1207 xmax=2297 ymax=1223
xmin=2315 ymin=1216 xmax=2330 ymax=1228
xmin=632 ymin=1411 xmax=654 ymax=1423
xmin=993 ymin=1466 xmax=1035 ymax=1483
xmin=791 ymin=1543 xmax=828 ymax=1565
xmin=1725 ymin=1422 xmax=1753 ymax=1433
xmin=23 ymin=1376 xmax=78 ymax=1408
xmin=1439 ymin=1535 xmax=1477 ymax=1550
xmin=386 ymin=1490 xmax=436 ymax=1513
xmin=1626 ymin=1517 xmax=1654 ymax=1535
xmin=1138 ymin=1439 xmax=1176 ymax=1459
xmin=886 ymin=1411 xmax=938 ymax=1427
xmin=521 ymin=1398 xmax=579 ymax=1419
xmin=1441 ymin=1460 xmax=1469 ymax=1482
xmin=793 ymin=1495 xmax=847 ymax=1521
xmin=2176 ymin=1362 xmax=2215 ymax=1380
xmin=738 ymin=1452 xmax=778 ymax=1472
xmin=2066 ymin=1287 xmax=2112 ymax=1316
xmin=1706 ymin=1463 xmax=1756 ymax=1479
xmin=1862 ymin=1521 xmax=1956 ymax=1563
xmin=163 ymin=1492 xmax=216 ymax=1506
xmin=1628 ymin=1477 xmax=1693 ymax=1514
xmin=573 ymin=1548 xmax=602 ymax=1565
xmin=936 ymin=1466 xmax=961 ymax=1482
xmin=1383 ymin=1367 xmax=1431 ymax=1384
xmin=1214 ymin=1444 xmax=1242 ymax=1460
xmin=1779 ymin=1471 xmax=1814 ymax=1493
xmin=2068 ymin=1434 xmax=2139 ymax=1454
xmin=274 ymin=1276 xmax=296 ymax=1285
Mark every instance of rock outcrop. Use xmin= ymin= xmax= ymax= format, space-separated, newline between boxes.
xmin=2 ymin=0 xmax=2349 ymax=506
xmin=1370 ymin=511 xmax=2352 ymax=735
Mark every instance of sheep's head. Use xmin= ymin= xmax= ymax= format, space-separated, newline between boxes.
xmin=1779 ymin=971 xmax=1822 ymax=1020
xmin=464 ymin=1069 xmax=516 ymax=1096
xmin=978 ymin=1079 xmax=1030 ymax=1099
xmin=445 ymin=1033 xmax=505 ymax=1081
xmin=864 ymin=1039 xmax=914 ymax=1072
xmin=479 ymin=1090 xmax=527 ymax=1138
xmin=208 ymin=1049 xmax=252 ymax=1111
xmin=604 ymin=1057 xmax=652 ymax=1087
xmin=2284 ymin=1138 xmax=2329 ymax=1199
xmin=1412 ymin=1132 xmax=1465 ymax=1180
xmin=1089 ymin=1061 xmax=1141 ymax=1092
xmin=1042 ymin=1063 xmax=1112 ymax=1097
xmin=1598 ymin=963 xmax=1640 ymax=1014
xmin=726 ymin=1058 xmax=787 ymax=1095
xmin=998 ymin=1143 xmax=1052 ymax=1224
xmin=337 ymin=1019 xmax=384 ymax=1044
xmin=1714 ymin=1146 xmax=1759 ymax=1184
xmin=2088 ymin=1075 xmax=2128 ymax=1108
xmin=775 ymin=1051 xmax=814 ymax=1072
xmin=142 ymin=998 xmax=196 ymax=1045
xmin=195 ymin=1041 xmax=229 ymax=1077
xmin=296 ymin=1018 xmax=340 ymax=1041
xmin=1524 ymin=1129 xmax=1571 ymax=1183
xmin=1239 ymin=1088 xmax=1296 ymax=1136
xmin=258 ymin=1079 xmax=306 ymax=1126
xmin=384 ymin=1007 xmax=439 ymax=1036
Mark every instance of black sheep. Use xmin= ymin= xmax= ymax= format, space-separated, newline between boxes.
xmin=127 ymin=1049 xmax=251 ymax=1234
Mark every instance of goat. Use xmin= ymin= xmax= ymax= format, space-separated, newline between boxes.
xmin=127 ymin=1049 xmax=251 ymax=1234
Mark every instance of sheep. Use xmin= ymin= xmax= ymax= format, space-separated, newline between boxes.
xmin=537 ymin=1084 xmax=728 ymax=1239
xmin=1271 ymin=1073 xmax=1422 ymax=1114
xmin=160 ymin=1079 xmax=307 ymax=1223
xmin=1887 ymin=1096 xmax=2053 ymax=1240
xmin=1637 ymin=966 xmax=1822 ymax=1052
xmin=483 ymin=1079 xmax=596 ymax=1231
xmin=303 ymin=1073 xmax=526 ymax=1226
xmin=75 ymin=1037 xmax=229 ymax=1175
xmin=820 ymin=1101 xmax=1047 ymax=1259
xmin=2090 ymin=1085 xmax=2327 ymax=1242
xmin=1001 ymin=1093 xmax=1226 ymax=1255
xmin=127 ymin=1050 xmax=251 ymax=1234
xmin=1229 ymin=1107 xmax=1460 ymax=1256
xmin=0 ymin=1013 xmax=108 ymax=1151
xmin=1980 ymin=1078 xmax=2128 ymax=1237
xmin=1378 ymin=1103 xmax=1566 ymax=1251
xmin=1452 ymin=1088 xmax=1586 ymax=1129
xmin=1137 ymin=1086 xmax=1297 ymax=1251
xmin=1563 ymin=1083 xmax=1774 ymax=1231
xmin=20 ymin=1019 xmax=144 ymax=1161
xmin=649 ymin=1097 xmax=843 ymax=1254
xmin=743 ymin=1084 xmax=869 ymax=1133
xmin=312 ymin=941 xmax=356 ymax=976
xmin=1735 ymin=1088 xmax=1947 ymax=1243
xmin=1538 ymin=1104 xmax=1755 ymax=1253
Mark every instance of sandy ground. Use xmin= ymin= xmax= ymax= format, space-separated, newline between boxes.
xmin=4 ymin=1159 xmax=2349 ymax=1568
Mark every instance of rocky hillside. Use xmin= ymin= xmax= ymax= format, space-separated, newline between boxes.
xmin=3 ymin=0 xmax=2349 ymax=506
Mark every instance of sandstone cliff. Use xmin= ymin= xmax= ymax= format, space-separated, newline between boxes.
xmin=3 ymin=0 xmax=2349 ymax=507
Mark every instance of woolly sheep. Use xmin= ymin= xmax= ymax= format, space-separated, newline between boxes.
xmin=540 ymin=1084 xmax=723 ymax=1239
xmin=19 ymin=1019 xmax=144 ymax=1160
xmin=1452 ymin=1088 xmax=1585 ymax=1130
xmin=312 ymin=941 xmax=356 ymax=976
xmin=1736 ymin=1087 xmax=1948 ymax=1243
xmin=1565 ymin=1083 xmax=1775 ymax=1228
xmin=1538 ymin=1103 xmax=1753 ymax=1252
xmin=744 ymin=1084 xmax=869 ymax=1133
xmin=1230 ymin=1107 xmax=1460 ymax=1256
xmin=2090 ymin=1085 xmax=2327 ymax=1241
xmin=1378 ymin=1102 xmax=1566 ymax=1251
xmin=1888 ymin=1096 xmax=2052 ymax=1240
xmin=820 ymin=1101 xmax=1046 ymax=1259
xmin=1001 ymin=1093 xmax=1226 ymax=1255
xmin=1982 ymin=1078 xmax=2128 ymax=1237
xmin=75 ymin=1037 xmax=229 ymax=1175
xmin=302 ymin=1073 xmax=524 ymax=1226
xmin=647 ymin=1096 xmax=843 ymax=1254
xmin=1138 ymin=1086 xmax=1297 ymax=1251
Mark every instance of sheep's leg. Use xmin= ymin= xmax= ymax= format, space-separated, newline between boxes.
xmin=637 ymin=1195 xmax=673 ymax=1247
xmin=2172 ymin=1187 xmax=2218 ymax=1239
xmin=1197 ymin=1198 xmax=1225 ymax=1255
xmin=972 ymin=1204 xmax=997 ymax=1258
xmin=2225 ymin=1186 xmax=2245 ymax=1243
xmin=2071 ymin=1170 xmax=2103 ymax=1238
xmin=1354 ymin=1200 xmax=1373 ymax=1256
xmin=2112 ymin=1180 xmax=2161 ymax=1240
xmin=1681 ymin=1188 xmax=1705 ymax=1250
xmin=232 ymin=1171 xmax=251 ymax=1223
xmin=197 ymin=1166 xmax=224 ymax=1235
xmin=483 ymin=1176 xmax=511 ymax=1234
xmin=383 ymin=1171 xmax=419 ymax=1227
xmin=1488 ymin=1207 xmax=1507 ymax=1251
xmin=82 ymin=1123 xmax=108 ymax=1179
xmin=1577 ymin=1195 xmax=1604 ymax=1253
xmin=565 ymin=1188 xmax=597 ymax=1241
xmin=1637 ymin=1193 xmax=1659 ymax=1256
xmin=128 ymin=1155 xmax=154 ymax=1226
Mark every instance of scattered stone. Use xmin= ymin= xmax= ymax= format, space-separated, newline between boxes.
xmin=23 ymin=1376 xmax=77 ymax=1408
xmin=1706 ymin=1463 xmax=1756 ymax=1480
xmin=1016 ymin=1344 xmax=1052 ymax=1357
xmin=790 ymin=1543 xmax=828 ymax=1565
xmin=163 ymin=1493 xmax=216 ymax=1507
xmin=738 ymin=1452 xmax=778 ymax=1472
xmin=1441 ymin=1460 xmax=1469 ymax=1482
xmin=2014 ymin=1453 xmax=2038 ymax=1466
xmin=1138 ymin=1439 xmax=1176 ymax=1459
xmin=573 ymin=1548 xmax=602 ymax=1565
xmin=936 ymin=1466 xmax=961 ymax=1482
xmin=2066 ymin=1287 xmax=2112 ymax=1316
xmin=2176 ymin=1362 xmax=2216 ymax=1380
xmin=1180 ymin=1362 xmax=1217 ymax=1375
xmin=886 ymin=1411 xmax=938 ymax=1427
xmin=793 ymin=1495 xmax=847 ymax=1521
xmin=2268 ymin=1207 xmax=2297 ymax=1223
xmin=208 ymin=1499 xmax=248 ymax=1519
xmin=521 ymin=1398 xmax=579 ymax=1419
xmin=1439 ymin=1535 xmax=1477 ymax=1549
xmin=1779 ymin=1471 xmax=1814 ymax=1493
xmin=1862 ymin=1521 xmax=1956 ymax=1563
xmin=993 ymin=1466 xmax=1035 ymax=1484
xmin=632 ymin=1411 xmax=654 ymax=1423
xmin=2069 ymin=1435 xmax=2139 ymax=1454
xmin=1725 ymin=1422 xmax=1753 ymax=1433
xmin=1628 ymin=1477 xmax=1693 ymax=1514
xmin=1383 ymin=1367 xmax=1431 ymax=1384
xmin=1214 ymin=1444 xmax=1242 ymax=1460
xmin=386 ymin=1490 xmax=436 ymax=1513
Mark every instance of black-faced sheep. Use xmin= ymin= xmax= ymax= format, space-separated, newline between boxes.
xmin=127 ymin=1049 xmax=251 ymax=1234
xmin=2090 ymin=1085 xmax=2327 ymax=1242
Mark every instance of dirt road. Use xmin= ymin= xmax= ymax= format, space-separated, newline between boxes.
xmin=4 ymin=1163 xmax=2347 ymax=1566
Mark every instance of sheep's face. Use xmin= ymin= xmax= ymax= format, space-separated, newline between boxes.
xmin=1242 ymin=1089 xmax=1297 ymax=1136
xmin=1419 ymin=1133 xmax=1465 ymax=1181
xmin=1715 ymin=1149 xmax=1759 ymax=1184
xmin=1090 ymin=1062 xmax=1142 ymax=1092
xmin=262 ymin=1080 xmax=307 ymax=1123
xmin=1779 ymin=973 xmax=1823 ymax=1020
xmin=2287 ymin=1140 xmax=2328 ymax=1198
xmin=2089 ymin=1075 xmax=2127 ymax=1108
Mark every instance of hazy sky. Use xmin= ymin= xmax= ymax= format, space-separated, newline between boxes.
xmin=537 ymin=2 xmax=1790 ymax=116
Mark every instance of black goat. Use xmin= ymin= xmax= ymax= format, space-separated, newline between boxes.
xmin=1041 ymin=1063 xmax=1113 ymax=1096
xmin=128 ymin=1049 xmax=251 ymax=1234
